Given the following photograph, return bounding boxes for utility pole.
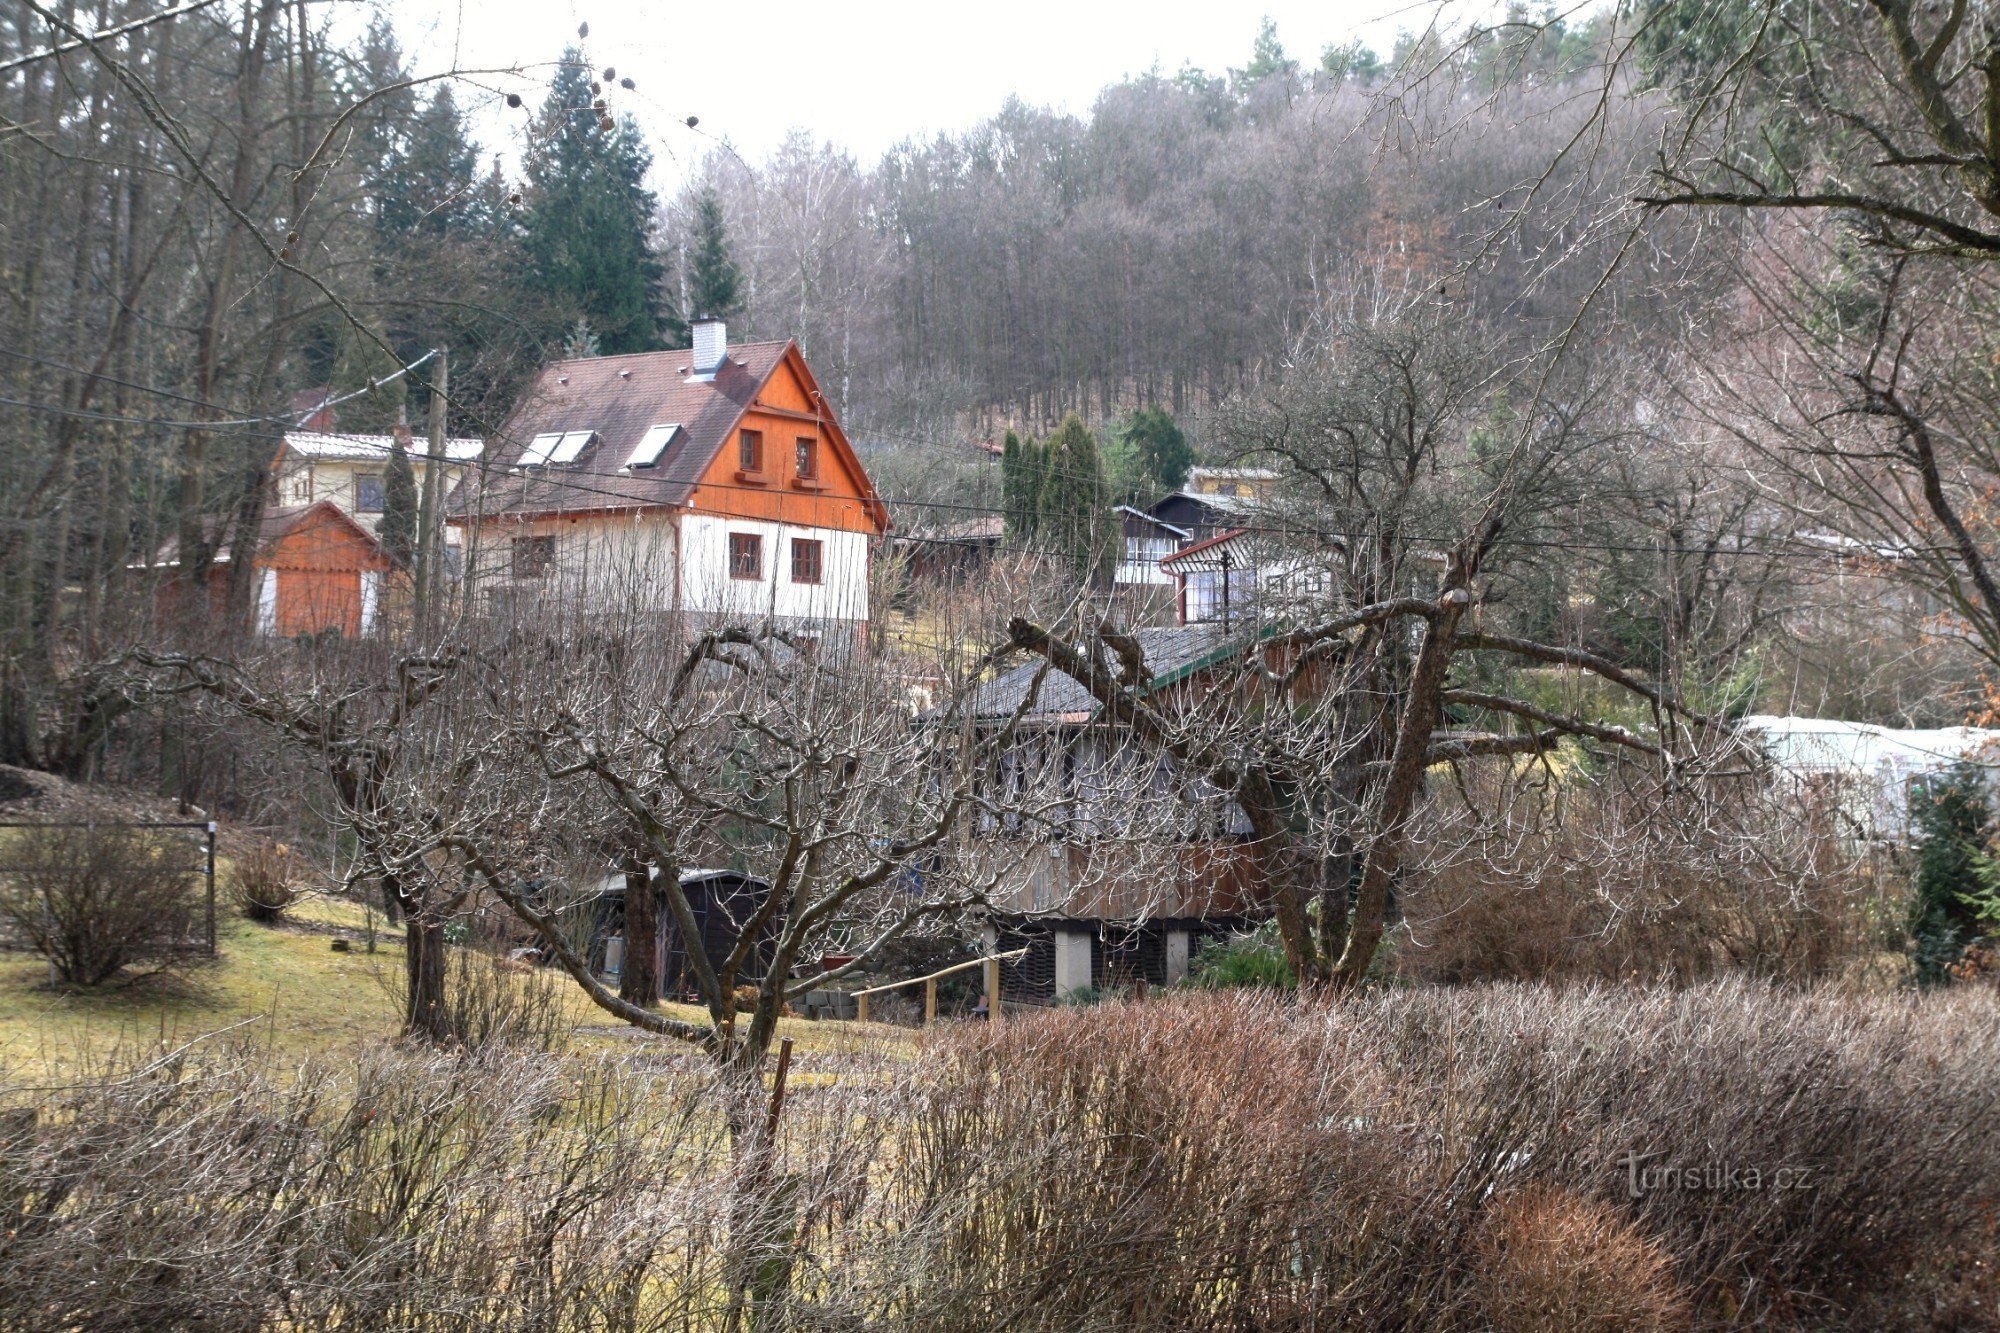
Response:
[415,347,447,629]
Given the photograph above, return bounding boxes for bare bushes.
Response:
[2,987,1994,1330]
[226,835,307,923]
[435,948,575,1054]
[0,818,198,984]
[1396,765,1888,985]
[0,1044,731,1331]
[882,985,2000,1330]
[1473,1185,1689,1333]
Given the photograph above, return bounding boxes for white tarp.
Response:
[1737,714,2000,841]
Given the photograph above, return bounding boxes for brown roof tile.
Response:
[447,341,792,520]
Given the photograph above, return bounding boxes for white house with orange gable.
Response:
[448,320,890,645]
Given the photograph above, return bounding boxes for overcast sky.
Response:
[377,0,1490,190]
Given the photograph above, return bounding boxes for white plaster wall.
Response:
[679,513,870,626]
[463,512,679,613]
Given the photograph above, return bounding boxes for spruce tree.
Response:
[1115,406,1193,500]
[379,437,419,569]
[666,186,744,346]
[1909,760,1991,984]
[1037,414,1117,585]
[519,49,666,354]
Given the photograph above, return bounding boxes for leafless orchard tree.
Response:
[1010,303,1745,988]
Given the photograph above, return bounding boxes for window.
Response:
[795,436,818,480]
[738,429,764,472]
[520,429,595,468]
[354,471,385,512]
[624,422,681,470]
[790,537,823,584]
[729,532,762,580]
[511,535,556,579]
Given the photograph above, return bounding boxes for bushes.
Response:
[1395,770,1887,986]
[226,836,306,923]
[0,818,198,984]
[1,986,1995,1330]
[1188,918,1295,989]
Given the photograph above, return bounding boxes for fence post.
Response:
[856,991,869,1024]
[985,956,1003,1025]
[205,822,218,955]
[924,976,937,1026]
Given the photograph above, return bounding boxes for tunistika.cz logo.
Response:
[1617,1150,1816,1199]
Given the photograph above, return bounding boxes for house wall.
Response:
[679,512,870,626]
[275,456,470,538]
[463,511,680,614]
[258,506,393,638]
[681,354,882,538]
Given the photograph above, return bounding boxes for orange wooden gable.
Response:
[262,503,395,574]
[683,344,888,536]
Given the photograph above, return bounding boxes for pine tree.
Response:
[1037,414,1117,585]
[380,437,419,569]
[666,186,744,346]
[1002,429,1034,537]
[519,49,666,355]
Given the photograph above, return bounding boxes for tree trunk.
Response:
[403,907,450,1042]
[1331,590,1467,988]
[618,850,660,1007]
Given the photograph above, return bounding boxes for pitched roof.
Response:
[138,501,388,569]
[281,431,484,463]
[1159,527,1250,571]
[446,341,813,521]
[964,625,1255,722]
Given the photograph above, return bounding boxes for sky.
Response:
[378,0,1498,190]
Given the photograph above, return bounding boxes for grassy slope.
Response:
[0,894,903,1081]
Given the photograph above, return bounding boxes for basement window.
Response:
[790,537,823,585]
[729,532,763,580]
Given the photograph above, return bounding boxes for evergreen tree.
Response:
[519,49,665,355]
[380,86,480,238]
[1115,406,1193,500]
[1909,761,1991,985]
[379,437,419,569]
[1001,429,1034,538]
[1037,414,1117,585]
[666,186,744,346]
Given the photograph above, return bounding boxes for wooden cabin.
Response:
[142,501,396,638]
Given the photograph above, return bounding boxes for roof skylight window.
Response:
[520,429,596,468]
[623,423,682,471]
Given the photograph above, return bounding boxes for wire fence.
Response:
[0,819,220,958]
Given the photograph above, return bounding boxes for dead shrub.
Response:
[1397,765,1888,985]
[1,986,1995,1331]
[0,817,199,984]
[435,946,575,1053]
[1475,1184,1690,1333]
[226,835,306,923]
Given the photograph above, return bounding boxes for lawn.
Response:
[0,893,908,1082]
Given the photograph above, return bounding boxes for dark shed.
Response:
[597,868,779,1001]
